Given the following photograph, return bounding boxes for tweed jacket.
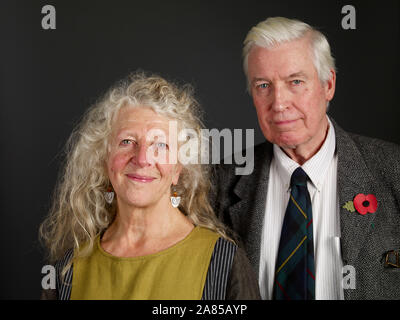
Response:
[211,119,400,300]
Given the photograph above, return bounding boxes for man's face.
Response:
[247,38,335,152]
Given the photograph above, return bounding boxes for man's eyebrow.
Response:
[251,77,270,84]
[287,72,308,79]
[251,72,308,84]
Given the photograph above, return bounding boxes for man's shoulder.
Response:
[348,131,399,149]
[210,141,272,220]
[337,126,400,183]
[333,118,400,163]
[215,141,272,179]
[346,131,400,162]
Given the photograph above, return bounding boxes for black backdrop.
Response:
[0,0,398,299]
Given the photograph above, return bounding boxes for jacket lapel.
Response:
[227,142,273,272]
[334,121,382,298]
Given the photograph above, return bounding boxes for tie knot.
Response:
[290,167,308,187]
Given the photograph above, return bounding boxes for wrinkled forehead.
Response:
[248,39,317,78]
[109,110,186,149]
[113,106,173,133]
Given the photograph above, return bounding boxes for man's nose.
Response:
[271,85,288,112]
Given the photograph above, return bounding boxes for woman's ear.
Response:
[171,164,183,185]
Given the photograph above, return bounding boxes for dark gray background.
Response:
[0,0,398,299]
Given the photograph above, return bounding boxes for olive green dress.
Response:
[70,226,220,300]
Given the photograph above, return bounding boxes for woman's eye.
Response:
[155,142,167,149]
[121,139,133,145]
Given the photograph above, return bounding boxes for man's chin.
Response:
[278,143,297,149]
[264,129,303,148]
[273,136,302,149]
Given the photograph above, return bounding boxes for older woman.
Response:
[39,72,260,300]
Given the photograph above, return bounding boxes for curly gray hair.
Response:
[39,71,232,271]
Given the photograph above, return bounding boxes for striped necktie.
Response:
[273,167,315,300]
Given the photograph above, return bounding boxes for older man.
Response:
[212,17,400,300]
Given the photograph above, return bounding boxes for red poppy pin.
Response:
[343,193,378,215]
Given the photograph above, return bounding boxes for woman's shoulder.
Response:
[192,227,238,263]
[194,226,223,240]
[41,248,74,300]
[201,235,238,299]
[54,248,74,269]
[211,236,237,258]
[203,237,261,300]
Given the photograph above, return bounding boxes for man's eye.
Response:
[292,79,302,85]
[257,83,269,89]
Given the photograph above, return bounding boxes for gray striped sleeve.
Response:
[54,248,73,300]
[201,237,237,300]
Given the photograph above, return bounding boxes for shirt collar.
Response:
[273,116,336,192]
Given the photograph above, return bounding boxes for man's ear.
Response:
[324,69,336,101]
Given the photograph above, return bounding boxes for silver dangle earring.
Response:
[170,186,181,208]
[104,186,114,204]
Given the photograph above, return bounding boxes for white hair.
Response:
[243,17,336,91]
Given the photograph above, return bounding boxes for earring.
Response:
[104,186,114,204]
[170,187,181,208]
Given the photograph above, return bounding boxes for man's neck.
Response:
[281,120,330,165]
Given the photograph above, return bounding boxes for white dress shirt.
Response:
[259,117,344,300]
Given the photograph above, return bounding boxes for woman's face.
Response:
[107,107,182,209]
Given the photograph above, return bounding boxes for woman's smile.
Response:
[126,173,156,183]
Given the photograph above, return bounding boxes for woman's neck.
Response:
[101,195,194,257]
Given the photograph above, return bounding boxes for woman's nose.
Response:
[134,144,152,167]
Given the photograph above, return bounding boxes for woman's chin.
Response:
[116,195,158,209]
